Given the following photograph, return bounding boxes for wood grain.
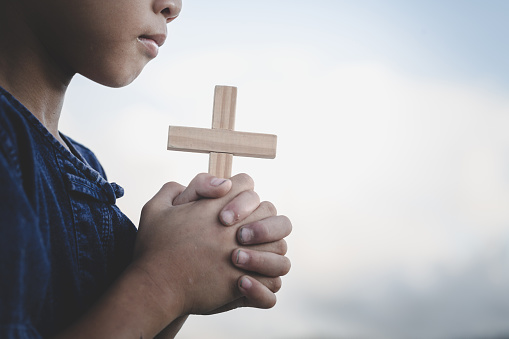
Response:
[168,126,277,159]
[167,85,277,179]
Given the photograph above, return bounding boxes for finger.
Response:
[205,298,246,315]
[248,274,282,293]
[205,276,281,314]
[238,276,277,309]
[216,173,258,226]
[147,182,186,209]
[232,249,291,277]
[238,215,292,246]
[172,173,232,206]
[238,201,278,226]
[219,190,260,226]
[225,173,255,198]
[243,239,288,256]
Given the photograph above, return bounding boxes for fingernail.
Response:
[221,210,236,225]
[239,227,254,244]
[236,250,249,265]
[211,178,228,186]
[239,276,252,290]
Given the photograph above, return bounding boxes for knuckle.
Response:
[276,239,288,255]
[260,201,277,216]
[162,181,181,191]
[140,199,162,224]
[195,172,210,183]
[271,277,282,293]
[243,189,260,204]
[281,257,291,276]
[250,220,270,241]
[281,215,292,231]
[253,251,265,268]
[250,189,260,200]
[234,173,255,189]
[265,294,277,309]
[141,200,154,215]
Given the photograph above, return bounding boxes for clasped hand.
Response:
[135,173,292,319]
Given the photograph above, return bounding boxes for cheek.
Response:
[33,2,151,87]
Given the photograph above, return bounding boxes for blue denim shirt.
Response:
[0,86,137,338]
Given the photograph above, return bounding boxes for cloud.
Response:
[305,243,509,339]
[61,43,509,338]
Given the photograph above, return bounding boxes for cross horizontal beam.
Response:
[167,126,277,159]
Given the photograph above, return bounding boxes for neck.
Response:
[0,1,74,144]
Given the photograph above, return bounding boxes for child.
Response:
[0,0,292,338]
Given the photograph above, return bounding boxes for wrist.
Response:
[56,260,184,339]
[127,258,186,324]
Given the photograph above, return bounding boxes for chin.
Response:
[100,74,140,88]
[81,61,146,88]
[90,71,142,88]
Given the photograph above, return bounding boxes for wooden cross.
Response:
[167,85,277,178]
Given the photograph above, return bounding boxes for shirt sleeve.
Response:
[0,142,47,338]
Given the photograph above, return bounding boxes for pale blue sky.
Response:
[168,0,509,86]
[61,1,509,338]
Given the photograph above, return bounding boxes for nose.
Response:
[154,0,182,23]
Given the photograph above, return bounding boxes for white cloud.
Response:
[61,43,509,338]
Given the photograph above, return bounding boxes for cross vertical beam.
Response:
[209,86,237,178]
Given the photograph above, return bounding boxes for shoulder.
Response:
[0,87,38,221]
[0,86,31,131]
[0,87,33,174]
[0,86,25,137]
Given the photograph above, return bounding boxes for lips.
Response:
[140,34,166,47]
[138,33,167,58]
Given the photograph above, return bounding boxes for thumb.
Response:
[173,173,232,206]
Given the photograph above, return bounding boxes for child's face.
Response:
[25,0,182,87]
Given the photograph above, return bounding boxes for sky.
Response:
[60,1,509,338]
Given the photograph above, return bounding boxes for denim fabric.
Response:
[0,86,137,338]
